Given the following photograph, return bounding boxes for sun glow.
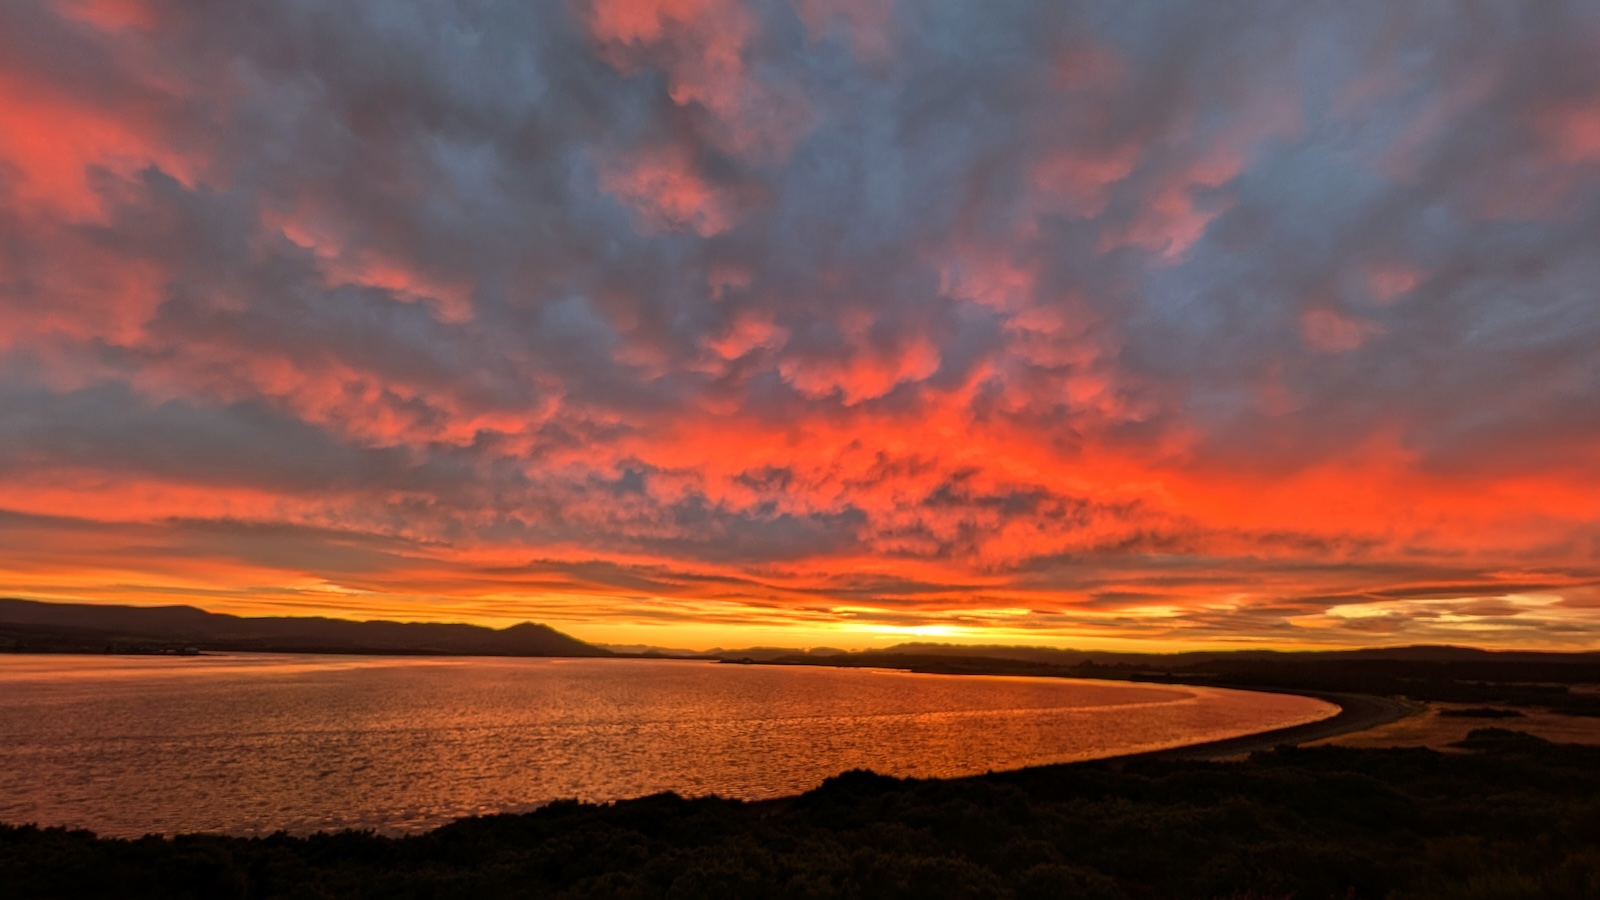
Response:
[2,2,1600,652]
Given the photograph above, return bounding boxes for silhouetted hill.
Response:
[744,641,1600,715]
[598,644,708,658]
[869,641,1600,666]
[0,598,610,658]
[706,645,849,661]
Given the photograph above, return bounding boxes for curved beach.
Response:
[1125,689,1420,761]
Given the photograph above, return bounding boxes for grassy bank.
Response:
[4,729,1599,899]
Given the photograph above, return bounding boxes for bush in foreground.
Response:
[4,732,1600,899]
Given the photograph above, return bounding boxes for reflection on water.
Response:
[0,654,1334,836]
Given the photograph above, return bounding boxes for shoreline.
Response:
[0,690,1424,842]
[871,670,1424,762]
[1114,687,1421,761]
[731,657,1424,763]
[0,659,1421,841]
[7,737,1597,899]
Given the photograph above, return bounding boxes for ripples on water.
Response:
[0,654,1335,836]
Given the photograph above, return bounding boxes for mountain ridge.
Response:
[0,598,610,658]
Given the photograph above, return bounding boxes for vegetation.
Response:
[1438,707,1526,719]
[762,651,1600,717]
[1141,658,1600,717]
[6,732,1600,899]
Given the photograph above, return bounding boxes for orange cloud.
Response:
[4,1,1600,654]
[778,334,941,404]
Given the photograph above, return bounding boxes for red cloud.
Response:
[600,144,739,236]
[584,0,808,159]
[0,72,188,220]
[1300,307,1383,353]
[3,2,1600,653]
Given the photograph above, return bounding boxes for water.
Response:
[0,654,1335,837]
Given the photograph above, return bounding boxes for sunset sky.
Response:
[3,1,1600,651]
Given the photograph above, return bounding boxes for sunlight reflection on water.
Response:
[0,655,1334,836]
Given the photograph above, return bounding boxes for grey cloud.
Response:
[2,0,1599,639]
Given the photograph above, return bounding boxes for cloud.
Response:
[2,0,1600,649]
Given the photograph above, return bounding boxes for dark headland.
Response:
[0,597,610,658]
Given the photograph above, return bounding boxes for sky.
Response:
[2,0,1600,652]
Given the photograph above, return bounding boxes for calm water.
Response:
[0,654,1335,837]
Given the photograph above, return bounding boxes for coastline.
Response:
[0,662,1420,837]
[879,669,1421,762]
[0,686,1418,842]
[1,652,1587,896]
[732,657,1424,763]
[1116,688,1421,761]
[7,724,1597,898]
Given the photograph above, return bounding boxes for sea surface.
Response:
[0,654,1335,837]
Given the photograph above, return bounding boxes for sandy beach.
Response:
[1124,689,1421,761]
[1130,689,1600,761]
[1311,701,1600,751]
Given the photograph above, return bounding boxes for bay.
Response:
[0,654,1335,837]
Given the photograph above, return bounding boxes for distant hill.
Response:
[704,646,849,661]
[598,644,711,658]
[0,598,611,658]
[691,641,1600,666]
[858,641,1600,667]
[738,640,1600,715]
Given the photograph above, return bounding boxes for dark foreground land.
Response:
[5,729,1600,899]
